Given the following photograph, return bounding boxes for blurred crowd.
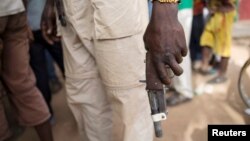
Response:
[0,0,238,141]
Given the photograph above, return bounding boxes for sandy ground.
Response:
[9,22,250,141]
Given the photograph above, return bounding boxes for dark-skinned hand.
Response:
[41,0,60,45]
[144,2,187,85]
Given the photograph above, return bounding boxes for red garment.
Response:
[193,0,205,15]
[0,12,50,141]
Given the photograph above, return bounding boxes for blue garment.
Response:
[27,0,46,30]
[45,51,58,80]
[148,1,153,17]
[29,31,64,114]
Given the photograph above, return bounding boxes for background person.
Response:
[0,0,53,140]
[199,0,236,84]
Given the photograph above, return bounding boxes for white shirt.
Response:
[0,0,25,17]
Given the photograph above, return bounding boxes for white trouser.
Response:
[174,9,194,98]
[61,0,154,141]
[61,20,153,141]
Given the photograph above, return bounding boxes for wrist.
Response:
[151,0,181,3]
[151,2,179,22]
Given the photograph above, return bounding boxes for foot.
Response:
[207,75,227,84]
[166,91,191,107]
[199,67,217,75]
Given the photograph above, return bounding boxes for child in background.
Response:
[200,0,236,84]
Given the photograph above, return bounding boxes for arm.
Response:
[143,2,187,85]
[41,0,59,45]
[144,2,184,137]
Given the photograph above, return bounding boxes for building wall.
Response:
[239,0,250,20]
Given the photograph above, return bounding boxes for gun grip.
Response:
[146,52,163,90]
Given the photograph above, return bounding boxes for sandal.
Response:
[199,68,217,75]
[207,75,227,84]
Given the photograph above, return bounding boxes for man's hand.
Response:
[143,3,187,85]
[41,0,59,45]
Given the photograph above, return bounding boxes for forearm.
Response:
[150,2,179,34]
[151,2,178,19]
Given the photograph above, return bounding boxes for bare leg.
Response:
[217,57,229,76]
[201,46,212,71]
[35,120,53,141]
[208,57,229,84]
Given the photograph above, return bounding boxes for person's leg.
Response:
[29,30,53,114]
[200,13,217,74]
[94,32,154,141]
[61,23,112,141]
[43,34,64,93]
[211,12,235,78]
[190,15,198,62]
[44,40,65,75]
[34,121,53,141]
[218,57,229,76]
[207,11,235,84]
[1,12,53,141]
[207,57,229,84]
[0,15,13,141]
[44,50,63,94]
[201,46,213,71]
[93,0,153,140]
[190,14,205,69]
[45,51,57,80]
[173,8,193,99]
[0,98,12,141]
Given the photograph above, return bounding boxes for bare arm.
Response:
[41,0,59,45]
[144,2,187,85]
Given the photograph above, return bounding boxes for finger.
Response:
[168,57,183,76]
[41,22,54,45]
[155,62,172,85]
[181,45,188,57]
[165,65,174,79]
[180,42,188,57]
[175,51,183,64]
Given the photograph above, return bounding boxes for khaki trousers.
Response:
[61,0,153,140]
[61,23,154,141]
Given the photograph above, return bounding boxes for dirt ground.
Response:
[11,22,250,141]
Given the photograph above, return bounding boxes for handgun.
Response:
[145,52,172,138]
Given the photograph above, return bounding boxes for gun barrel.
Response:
[146,52,170,138]
[154,121,163,137]
[148,90,167,138]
